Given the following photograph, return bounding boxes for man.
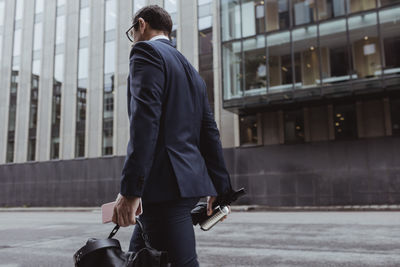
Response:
[112,5,233,267]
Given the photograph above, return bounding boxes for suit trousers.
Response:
[129,197,201,267]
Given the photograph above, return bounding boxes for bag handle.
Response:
[107,217,153,249]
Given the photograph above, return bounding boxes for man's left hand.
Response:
[112,194,142,227]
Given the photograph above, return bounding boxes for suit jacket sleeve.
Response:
[120,42,164,198]
[199,85,233,196]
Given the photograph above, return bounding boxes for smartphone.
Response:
[101,199,143,224]
[101,201,116,224]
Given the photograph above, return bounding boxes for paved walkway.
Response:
[0,210,399,266]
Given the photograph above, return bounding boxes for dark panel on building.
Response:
[0,137,400,207]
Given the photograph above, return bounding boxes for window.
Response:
[292,25,320,88]
[243,36,266,93]
[103,0,116,156]
[380,6,400,76]
[198,0,214,112]
[267,31,293,92]
[292,0,317,26]
[379,0,400,7]
[266,0,290,32]
[319,18,352,84]
[164,0,177,45]
[239,115,258,146]
[50,0,66,159]
[284,109,305,143]
[75,0,90,158]
[348,12,382,79]
[222,41,242,99]
[333,104,357,140]
[348,0,376,13]
[221,0,241,41]
[134,0,145,14]
[6,0,24,163]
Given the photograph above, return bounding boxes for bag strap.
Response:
[74,238,121,264]
[107,217,153,249]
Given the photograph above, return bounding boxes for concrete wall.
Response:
[0,137,399,207]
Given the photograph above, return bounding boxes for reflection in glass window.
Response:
[222,41,242,99]
[292,0,317,25]
[333,104,357,140]
[348,0,375,13]
[239,115,258,146]
[33,22,43,51]
[13,29,22,57]
[103,0,116,156]
[198,0,214,112]
[51,0,66,159]
[292,25,320,88]
[78,48,88,79]
[221,0,241,41]
[319,18,352,84]
[348,12,382,79]
[241,0,258,37]
[380,7,400,75]
[79,7,90,39]
[243,36,266,93]
[105,0,116,32]
[284,109,305,143]
[267,31,293,92]
[35,0,44,14]
[55,15,65,44]
[0,0,3,63]
[28,0,43,161]
[266,0,290,32]
[6,0,24,163]
[164,0,177,45]
[134,0,145,14]
[15,0,24,21]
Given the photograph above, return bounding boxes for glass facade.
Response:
[164,0,177,45]
[133,0,145,14]
[221,0,400,102]
[27,0,44,161]
[50,0,66,159]
[284,109,305,143]
[103,0,116,156]
[6,0,24,163]
[0,0,5,63]
[76,0,90,158]
[198,0,214,112]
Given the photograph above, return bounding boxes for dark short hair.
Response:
[133,5,173,36]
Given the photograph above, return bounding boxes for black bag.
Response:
[73,219,170,267]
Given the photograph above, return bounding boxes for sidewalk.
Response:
[1,204,399,212]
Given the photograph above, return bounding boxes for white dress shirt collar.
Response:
[149,35,170,41]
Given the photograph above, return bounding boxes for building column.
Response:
[177,0,198,69]
[14,0,35,163]
[86,0,105,158]
[0,0,16,164]
[212,0,238,148]
[61,0,80,160]
[36,0,57,161]
[114,0,132,156]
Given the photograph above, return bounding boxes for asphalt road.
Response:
[0,210,399,266]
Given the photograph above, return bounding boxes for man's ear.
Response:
[138,18,146,35]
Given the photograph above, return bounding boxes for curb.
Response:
[0,205,399,212]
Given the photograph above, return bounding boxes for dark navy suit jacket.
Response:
[120,38,232,203]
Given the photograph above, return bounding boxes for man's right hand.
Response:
[206,196,231,222]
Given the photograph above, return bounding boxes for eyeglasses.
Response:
[126,20,140,42]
